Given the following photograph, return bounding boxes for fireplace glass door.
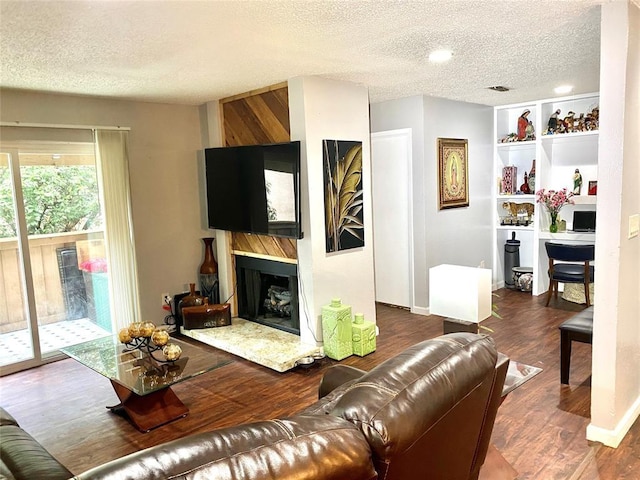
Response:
[235,256,299,335]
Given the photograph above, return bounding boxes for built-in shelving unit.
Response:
[492,93,599,295]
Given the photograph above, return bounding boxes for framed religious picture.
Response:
[437,138,469,209]
[588,180,597,195]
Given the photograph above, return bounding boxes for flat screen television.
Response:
[204,141,303,239]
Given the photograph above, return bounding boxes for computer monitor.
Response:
[572,211,596,232]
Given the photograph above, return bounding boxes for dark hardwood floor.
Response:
[1,288,638,479]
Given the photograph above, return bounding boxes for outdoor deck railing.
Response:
[0,230,105,333]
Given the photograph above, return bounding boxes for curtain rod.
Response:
[0,121,131,131]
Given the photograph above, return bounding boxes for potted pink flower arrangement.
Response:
[536,188,574,232]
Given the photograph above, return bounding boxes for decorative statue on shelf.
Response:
[563,111,576,133]
[502,202,535,222]
[547,109,561,133]
[525,120,535,141]
[573,168,583,195]
[517,109,531,140]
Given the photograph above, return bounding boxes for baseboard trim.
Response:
[412,306,429,316]
[586,395,640,447]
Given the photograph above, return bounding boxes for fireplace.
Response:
[235,256,299,335]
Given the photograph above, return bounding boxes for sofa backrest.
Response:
[73,415,378,480]
[304,333,508,480]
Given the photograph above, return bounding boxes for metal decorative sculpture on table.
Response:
[118,322,182,363]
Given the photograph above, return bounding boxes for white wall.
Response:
[370,96,493,313]
[289,76,376,346]
[588,0,640,448]
[0,89,206,321]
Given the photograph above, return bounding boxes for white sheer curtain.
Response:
[94,130,140,329]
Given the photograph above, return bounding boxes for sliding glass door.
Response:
[0,143,112,373]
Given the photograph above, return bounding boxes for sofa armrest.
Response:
[73,415,377,480]
[318,365,367,399]
[0,408,73,480]
[469,352,510,480]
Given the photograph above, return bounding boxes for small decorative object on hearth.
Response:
[321,298,353,360]
[536,188,574,233]
[119,322,181,363]
[199,238,220,305]
[351,313,376,357]
[181,300,231,329]
[178,283,205,324]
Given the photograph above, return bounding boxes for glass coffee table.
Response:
[61,335,232,432]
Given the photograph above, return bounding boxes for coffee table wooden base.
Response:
[108,380,189,433]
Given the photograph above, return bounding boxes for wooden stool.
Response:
[559,307,594,384]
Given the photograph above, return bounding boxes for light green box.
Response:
[321,298,353,360]
[352,313,376,357]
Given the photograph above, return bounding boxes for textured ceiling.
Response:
[0,0,607,107]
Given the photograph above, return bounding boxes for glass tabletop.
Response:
[502,360,543,397]
[61,335,232,396]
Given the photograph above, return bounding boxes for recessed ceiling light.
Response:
[428,49,453,63]
[554,85,573,94]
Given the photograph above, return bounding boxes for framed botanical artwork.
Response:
[323,139,364,253]
[437,138,469,209]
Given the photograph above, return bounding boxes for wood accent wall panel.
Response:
[232,233,297,260]
[222,85,290,147]
[220,84,297,259]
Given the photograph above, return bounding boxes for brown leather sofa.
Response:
[0,407,73,480]
[0,333,508,480]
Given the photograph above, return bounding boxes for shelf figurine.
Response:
[525,120,535,141]
[547,109,561,133]
[517,109,531,140]
[563,111,576,133]
[573,168,583,195]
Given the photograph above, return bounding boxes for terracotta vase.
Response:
[199,238,220,304]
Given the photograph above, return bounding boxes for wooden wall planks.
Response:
[220,83,296,260]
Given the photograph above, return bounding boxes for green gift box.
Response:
[352,313,376,357]
[321,298,353,360]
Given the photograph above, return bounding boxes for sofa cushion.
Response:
[73,415,377,480]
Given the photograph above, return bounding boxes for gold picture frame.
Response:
[437,138,469,209]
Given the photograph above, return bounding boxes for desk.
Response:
[61,335,232,432]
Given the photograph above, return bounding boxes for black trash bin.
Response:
[56,246,88,320]
[504,232,521,289]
